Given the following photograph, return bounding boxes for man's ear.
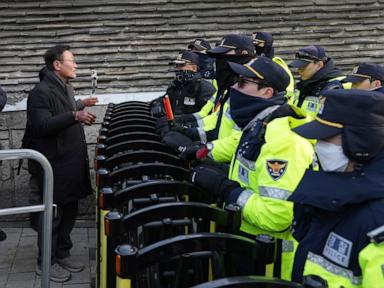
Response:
[53,60,61,71]
[241,50,249,56]
[317,61,325,69]
[372,80,382,88]
[264,87,275,99]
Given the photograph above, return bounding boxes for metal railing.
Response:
[0,149,54,288]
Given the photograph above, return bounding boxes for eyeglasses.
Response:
[59,59,76,64]
[238,76,268,89]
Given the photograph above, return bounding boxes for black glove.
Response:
[174,114,197,126]
[162,131,193,151]
[156,116,171,137]
[180,142,201,161]
[150,98,165,118]
[191,164,240,200]
[171,125,200,141]
[180,143,211,162]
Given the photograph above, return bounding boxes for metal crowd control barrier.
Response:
[0,149,54,288]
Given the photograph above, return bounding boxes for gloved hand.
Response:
[171,126,199,140]
[162,131,193,151]
[150,98,165,118]
[190,164,240,200]
[171,125,188,134]
[174,114,197,126]
[74,110,96,125]
[180,143,210,162]
[156,116,171,137]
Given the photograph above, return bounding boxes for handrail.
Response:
[0,149,53,288]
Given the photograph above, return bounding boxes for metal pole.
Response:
[0,149,53,288]
[0,205,45,216]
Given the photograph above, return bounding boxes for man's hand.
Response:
[81,97,98,107]
[75,111,96,125]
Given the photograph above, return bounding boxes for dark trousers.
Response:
[30,172,79,265]
[37,201,78,265]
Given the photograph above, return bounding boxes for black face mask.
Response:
[215,55,253,93]
[230,87,285,129]
[197,53,215,79]
[175,70,197,83]
[256,45,274,58]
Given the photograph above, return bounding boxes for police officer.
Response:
[172,39,217,127]
[178,32,296,164]
[290,89,384,287]
[343,62,384,92]
[151,50,216,117]
[172,33,285,134]
[187,38,215,80]
[252,32,295,105]
[162,34,255,156]
[289,45,346,117]
[252,31,274,58]
[191,57,315,279]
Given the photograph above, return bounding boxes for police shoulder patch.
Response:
[323,232,352,268]
[266,159,288,180]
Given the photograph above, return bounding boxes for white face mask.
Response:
[315,140,349,172]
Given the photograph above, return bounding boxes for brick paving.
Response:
[0,228,96,288]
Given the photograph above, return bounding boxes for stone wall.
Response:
[2,0,384,104]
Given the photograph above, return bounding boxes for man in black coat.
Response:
[23,45,97,282]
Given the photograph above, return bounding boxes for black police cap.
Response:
[252,32,273,47]
[188,38,211,51]
[344,63,384,83]
[289,45,328,69]
[228,56,290,92]
[169,50,199,66]
[294,89,384,163]
[207,34,255,57]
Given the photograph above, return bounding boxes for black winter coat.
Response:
[23,68,92,204]
[166,78,216,115]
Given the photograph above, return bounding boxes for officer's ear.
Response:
[315,61,324,69]
[191,64,198,72]
[371,79,382,89]
[240,50,249,56]
[262,86,275,99]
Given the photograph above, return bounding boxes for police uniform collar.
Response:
[289,152,384,212]
[242,105,280,131]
